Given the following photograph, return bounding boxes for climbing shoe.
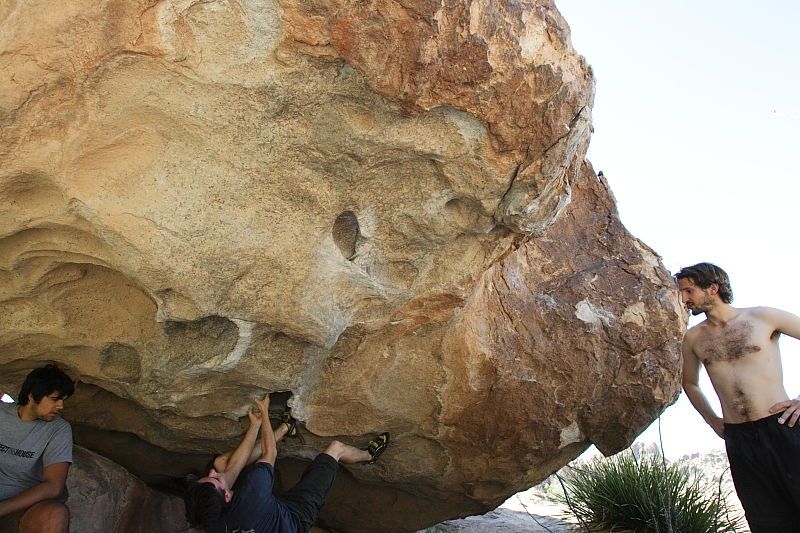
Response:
[281,410,299,438]
[366,432,390,464]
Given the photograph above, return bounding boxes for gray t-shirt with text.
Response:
[0,401,72,500]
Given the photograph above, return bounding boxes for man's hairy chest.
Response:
[693,320,765,366]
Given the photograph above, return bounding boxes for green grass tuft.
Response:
[557,450,744,533]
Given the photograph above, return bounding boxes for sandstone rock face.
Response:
[67,446,191,533]
[0,1,684,531]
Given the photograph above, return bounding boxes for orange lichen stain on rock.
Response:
[387,293,464,336]
[281,6,333,48]
[276,0,591,157]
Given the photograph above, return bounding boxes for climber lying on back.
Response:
[184,393,389,533]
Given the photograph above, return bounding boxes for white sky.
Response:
[555,1,800,458]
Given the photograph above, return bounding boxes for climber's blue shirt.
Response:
[212,462,300,533]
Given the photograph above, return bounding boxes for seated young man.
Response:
[0,364,75,533]
[184,394,389,533]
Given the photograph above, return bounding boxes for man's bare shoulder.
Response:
[682,322,709,353]
[744,306,783,318]
[685,320,710,337]
[743,306,800,336]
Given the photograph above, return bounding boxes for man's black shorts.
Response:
[725,414,800,532]
[279,453,339,533]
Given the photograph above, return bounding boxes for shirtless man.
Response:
[678,262,800,532]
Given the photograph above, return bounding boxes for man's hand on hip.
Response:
[769,397,800,427]
[706,415,725,438]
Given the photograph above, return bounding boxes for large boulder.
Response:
[0,0,684,530]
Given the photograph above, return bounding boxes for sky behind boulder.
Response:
[557,0,800,458]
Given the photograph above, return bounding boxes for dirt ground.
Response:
[424,487,577,532]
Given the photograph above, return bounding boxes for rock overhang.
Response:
[0,1,684,530]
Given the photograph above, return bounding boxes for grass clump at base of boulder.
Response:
[557,450,744,533]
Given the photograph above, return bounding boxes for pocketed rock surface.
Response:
[0,1,684,530]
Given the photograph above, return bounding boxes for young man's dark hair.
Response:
[17,363,75,406]
[184,481,224,528]
[675,262,733,304]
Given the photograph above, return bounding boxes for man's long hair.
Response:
[184,481,225,528]
[17,364,75,405]
[675,262,734,303]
